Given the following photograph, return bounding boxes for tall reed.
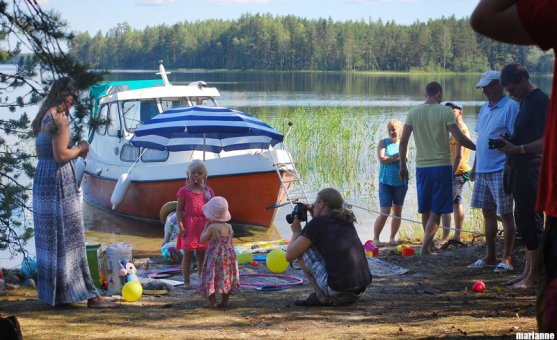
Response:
[259,106,483,242]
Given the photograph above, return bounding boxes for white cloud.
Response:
[137,0,176,6]
[203,0,271,4]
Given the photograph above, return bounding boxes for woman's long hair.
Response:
[31,77,78,136]
[317,188,357,224]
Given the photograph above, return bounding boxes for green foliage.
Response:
[68,14,553,73]
[0,0,104,256]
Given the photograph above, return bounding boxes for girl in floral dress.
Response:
[176,160,214,289]
[198,196,240,307]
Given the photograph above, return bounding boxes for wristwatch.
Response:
[519,145,526,154]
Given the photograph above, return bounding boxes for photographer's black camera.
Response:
[488,132,511,149]
[286,203,308,224]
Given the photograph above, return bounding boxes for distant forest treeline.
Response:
[68,14,554,73]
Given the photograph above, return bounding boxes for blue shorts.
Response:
[379,182,408,208]
[416,166,453,214]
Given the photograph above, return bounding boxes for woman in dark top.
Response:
[285,188,372,306]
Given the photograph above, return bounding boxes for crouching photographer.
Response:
[285,188,372,306]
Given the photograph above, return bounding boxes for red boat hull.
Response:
[82,171,292,227]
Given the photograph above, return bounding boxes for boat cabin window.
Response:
[122,99,159,132]
[141,148,169,162]
[120,144,140,162]
[191,97,217,106]
[95,104,108,135]
[107,103,121,137]
[160,98,190,111]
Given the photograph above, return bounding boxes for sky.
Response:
[40,0,480,34]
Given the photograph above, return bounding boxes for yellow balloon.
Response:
[266,249,288,273]
[122,280,143,302]
[237,252,254,264]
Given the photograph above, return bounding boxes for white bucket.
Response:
[103,243,133,295]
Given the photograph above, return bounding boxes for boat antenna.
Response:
[157,60,171,86]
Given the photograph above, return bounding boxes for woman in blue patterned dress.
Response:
[372,119,408,246]
[31,77,117,308]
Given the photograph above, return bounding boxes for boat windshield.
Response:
[160,98,190,111]
[122,99,159,132]
[160,97,217,111]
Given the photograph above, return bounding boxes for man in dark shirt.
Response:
[285,188,372,306]
[499,63,548,289]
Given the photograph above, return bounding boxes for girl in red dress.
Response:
[176,159,214,289]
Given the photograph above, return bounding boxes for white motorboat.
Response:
[81,63,298,227]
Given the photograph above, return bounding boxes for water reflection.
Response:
[82,201,285,258]
[107,70,553,110]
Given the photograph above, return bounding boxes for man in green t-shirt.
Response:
[399,82,476,256]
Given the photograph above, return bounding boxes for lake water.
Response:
[2,70,553,268]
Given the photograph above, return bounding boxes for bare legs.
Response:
[182,251,193,289]
[196,249,206,276]
[207,293,230,308]
[182,249,206,289]
[373,207,390,244]
[482,209,498,264]
[508,249,537,289]
[421,211,441,255]
[500,212,515,265]
[480,209,515,265]
[297,256,329,304]
[441,203,464,242]
[390,205,403,244]
[373,205,403,245]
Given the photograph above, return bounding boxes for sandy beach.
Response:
[0,239,538,339]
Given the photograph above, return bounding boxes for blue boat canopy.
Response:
[89,79,165,115]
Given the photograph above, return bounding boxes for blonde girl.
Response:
[176,159,214,289]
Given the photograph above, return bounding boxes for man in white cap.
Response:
[467,70,519,273]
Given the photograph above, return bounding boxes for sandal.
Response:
[467,259,490,269]
[294,293,332,307]
[439,239,467,251]
[493,262,514,273]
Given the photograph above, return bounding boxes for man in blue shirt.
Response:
[467,70,519,273]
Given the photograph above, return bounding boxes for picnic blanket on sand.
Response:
[367,258,408,277]
[136,256,407,291]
